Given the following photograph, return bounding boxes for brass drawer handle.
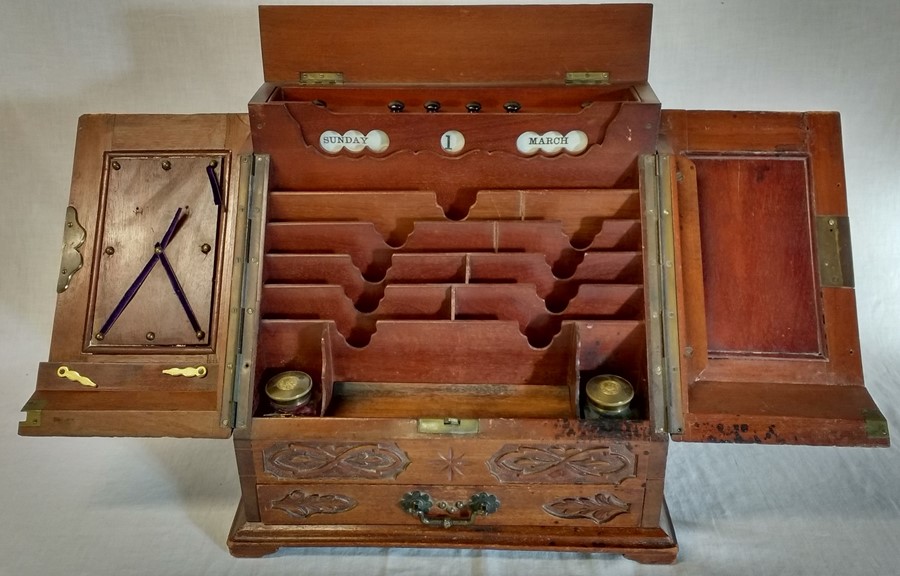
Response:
[400,490,499,528]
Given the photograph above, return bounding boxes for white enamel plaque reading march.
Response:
[516,130,588,156]
[319,130,390,154]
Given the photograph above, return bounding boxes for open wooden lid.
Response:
[258,5,652,86]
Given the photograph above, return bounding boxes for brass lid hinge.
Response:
[816,215,855,288]
[299,72,344,85]
[565,71,611,85]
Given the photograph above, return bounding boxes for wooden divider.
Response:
[255,182,649,419]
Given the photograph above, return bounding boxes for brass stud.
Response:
[161,160,172,171]
[196,330,205,340]
[145,332,156,341]
[95,332,104,341]
[209,159,218,168]
[111,160,121,170]
[105,246,115,256]
[200,243,211,254]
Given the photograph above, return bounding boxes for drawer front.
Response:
[257,483,645,528]
[252,437,650,487]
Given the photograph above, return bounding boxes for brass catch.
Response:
[565,71,611,85]
[299,72,344,85]
[57,206,86,293]
[56,366,97,388]
[162,366,207,378]
[417,418,479,435]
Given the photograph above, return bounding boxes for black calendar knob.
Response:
[388,100,405,113]
[466,101,482,113]
[504,101,522,113]
[424,101,442,113]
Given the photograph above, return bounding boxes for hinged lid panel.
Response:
[661,110,888,447]
[259,5,652,85]
[19,114,252,438]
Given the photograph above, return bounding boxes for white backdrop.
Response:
[2,1,899,575]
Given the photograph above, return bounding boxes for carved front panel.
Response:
[258,484,644,528]
[269,490,358,519]
[487,443,636,484]
[542,493,630,525]
[263,441,411,480]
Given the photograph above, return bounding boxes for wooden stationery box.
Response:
[18,5,888,564]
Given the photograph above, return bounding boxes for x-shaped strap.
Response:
[96,207,204,341]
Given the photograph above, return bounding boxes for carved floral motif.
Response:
[263,441,411,480]
[270,490,357,519]
[487,443,635,484]
[542,493,630,525]
[433,447,468,481]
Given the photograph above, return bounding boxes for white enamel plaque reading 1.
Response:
[516,130,589,156]
[440,130,466,154]
[320,130,390,154]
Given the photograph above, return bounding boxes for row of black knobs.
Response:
[389,100,521,113]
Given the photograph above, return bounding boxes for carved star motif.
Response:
[434,448,467,481]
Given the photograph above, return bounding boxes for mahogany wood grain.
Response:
[274,99,622,156]
[267,191,446,244]
[89,154,223,348]
[22,114,250,438]
[258,5,653,85]
[257,483,645,527]
[662,110,883,446]
[241,416,652,444]
[228,502,677,562]
[36,361,217,392]
[250,100,659,208]
[18,409,228,438]
[267,188,640,240]
[264,219,642,283]
[691,155,821,356]
[275,86,641,111]
[469,251,644,297]
[247,417,652,482]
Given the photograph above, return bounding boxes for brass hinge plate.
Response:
[57,206,86,293]
[565,71,611,85]
[639,154,685,436]
[19,399,45,428]
[816,215,854,288]
[219,154,253,430]
[863,409,889,440]
[300,72,344,85]
[230,154,270,430]
[418,418,480,435]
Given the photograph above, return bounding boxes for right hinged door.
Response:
[661,110,888,446]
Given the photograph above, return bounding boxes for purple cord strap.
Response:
[206,164,222,206]
[97,207,202,340]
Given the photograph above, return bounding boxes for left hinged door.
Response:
[20,114,252,438]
